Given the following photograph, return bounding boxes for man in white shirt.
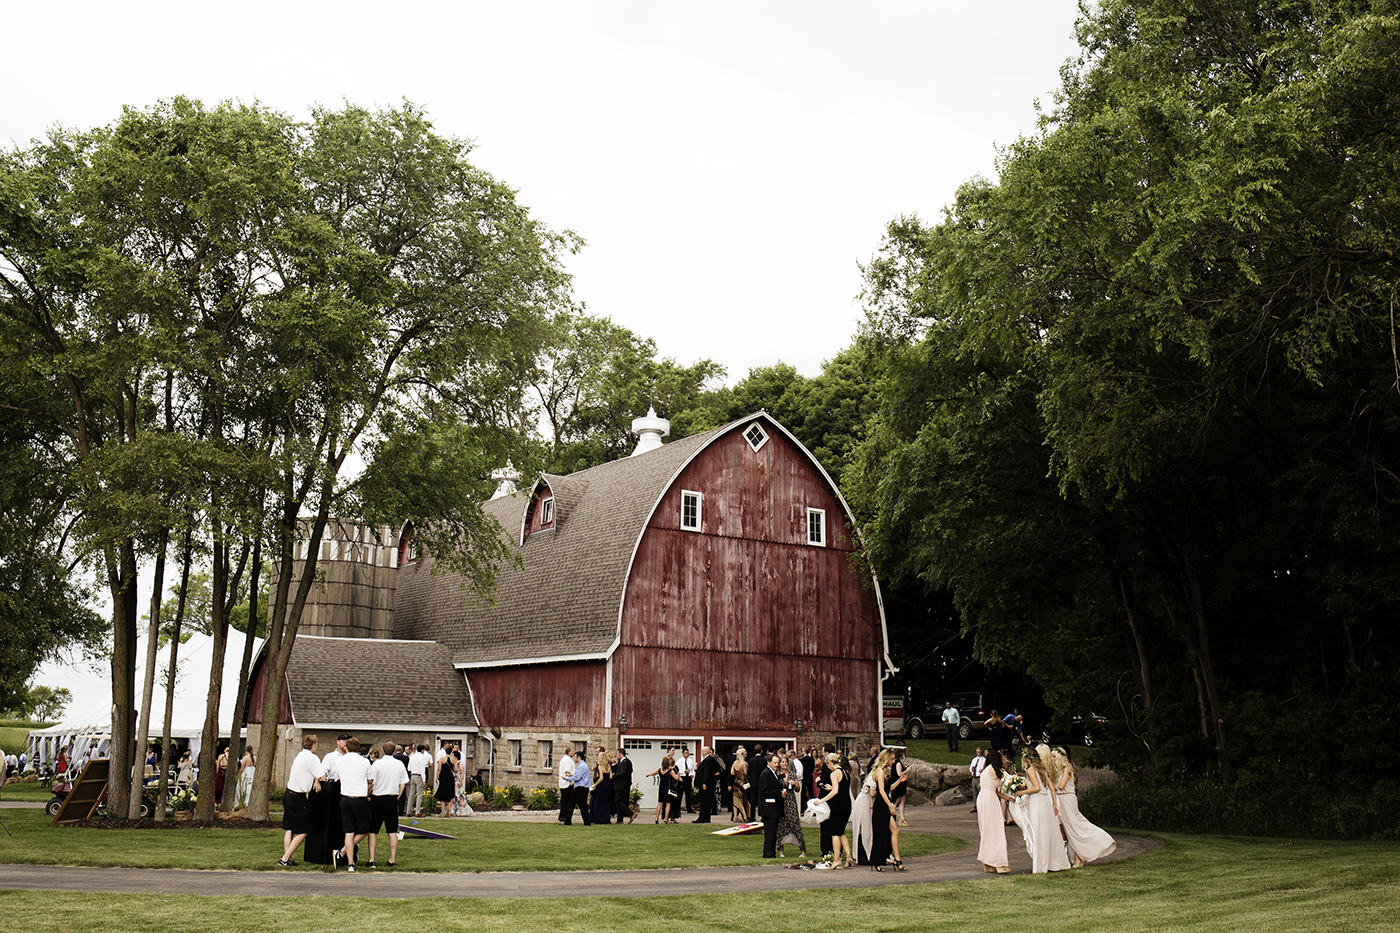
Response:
[969,747,986,813]
[406,744,432,817]
[678,747,696,813]
[942,701,961,752]
[336,737,374,872]
[279,734,326,866]
[367,741,410,867]
[557,747,575,823]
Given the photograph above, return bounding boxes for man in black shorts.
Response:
[367,741,409,867]
[279,734,326,866]
[336,737,374,872]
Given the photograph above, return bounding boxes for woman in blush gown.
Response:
[1051,747,1115,867]
[852,759,876,864]
[1020,745,1070,873]
[976,749,1012,873]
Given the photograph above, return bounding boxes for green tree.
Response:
[1,98,575,819]
[852,0,1400,782]
[531,311,723,473]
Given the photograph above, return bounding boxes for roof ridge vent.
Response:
[629,406,670,457]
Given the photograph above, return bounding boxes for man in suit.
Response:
[693,746,723,823]
[612,747,633,823]
[756,753,784,858]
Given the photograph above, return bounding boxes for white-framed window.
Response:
[537,740,553,771]
[540,497,554,525]
[509,739,523,767]
[743,422,769,452]
[807,507,826,546]
[681,490,702,531]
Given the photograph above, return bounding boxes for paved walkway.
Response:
[0,801,1157,899]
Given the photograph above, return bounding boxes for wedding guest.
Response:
[367,741,409,867]
[818,751,854,868]
[337,737,374,872]
[612,747,634,822]
[975,749,1012,873]
[406,744,432,817]
[278,733,325,867]
[731,748,752,822]
[1051,747,1115,867]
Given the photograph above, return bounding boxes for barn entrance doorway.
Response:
[623,735,702,811]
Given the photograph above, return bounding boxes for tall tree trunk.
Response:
[193,529,248,821]
[247,498,331,821]
[107,539,139,818]
[1113,568,1160,782]
[155,535,194,820]
[1181,547,1229,775]
[129,530,169,818]
[220,535,261,812]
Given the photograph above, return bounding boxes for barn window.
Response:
[681,490,702,531]
[537,740,553,770]
[807,508,826,546]
[540,497,554,525]
[743,422,769,452]
[509,739,523,767]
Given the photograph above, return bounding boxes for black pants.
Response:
[558,786,572,822]
[696,784,715,822]
[761,807,778,857]
[682,775,694,811]
[613,784,630,821]
[946,724,959,751]
[562,786,591,825]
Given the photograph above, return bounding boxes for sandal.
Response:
[891,859,907,871]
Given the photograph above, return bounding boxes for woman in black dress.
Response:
[890,747,909,825]
[436,745,456,817]
[819,752,854,868]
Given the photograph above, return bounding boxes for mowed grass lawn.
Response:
[0,807,957,871]
[1,831,1397,933]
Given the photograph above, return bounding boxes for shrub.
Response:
[1081,774,1400,840]
[526,787,559,810]
[488,785,525,807]
[421,791,442,815]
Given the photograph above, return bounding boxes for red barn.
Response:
[392,411,893,804]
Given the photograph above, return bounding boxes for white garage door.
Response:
[623,736,702,811]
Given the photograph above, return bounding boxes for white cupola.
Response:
[629,406,670,457]
[490,461,522,499]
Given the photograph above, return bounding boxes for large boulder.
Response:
[904,759,972,797]
[934,785,972,807]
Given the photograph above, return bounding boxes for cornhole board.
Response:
[53,759,110,825]
[711,821,764,836]
[400,822,457,840]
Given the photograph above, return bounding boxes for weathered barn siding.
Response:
[468,660,607,728]
[615,424,882,735]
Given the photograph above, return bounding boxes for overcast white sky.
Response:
[13,1,1085,712]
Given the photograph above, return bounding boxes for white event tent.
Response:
[26,629,262,771]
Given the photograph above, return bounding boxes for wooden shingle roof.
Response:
[283,635,479,729]
[393,420,732,666]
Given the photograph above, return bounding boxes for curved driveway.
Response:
[0,802,1157,899]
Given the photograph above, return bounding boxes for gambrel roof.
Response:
[392,412,892,672]
[394,421,725,664]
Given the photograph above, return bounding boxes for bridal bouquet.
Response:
[1000,773,1027,796]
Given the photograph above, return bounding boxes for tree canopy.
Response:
[849,0,1400,782]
